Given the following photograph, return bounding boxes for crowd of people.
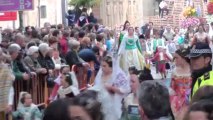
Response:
[0,9,213,120]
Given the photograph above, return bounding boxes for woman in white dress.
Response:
[90,56,130,120]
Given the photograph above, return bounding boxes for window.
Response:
[40,5,47,18]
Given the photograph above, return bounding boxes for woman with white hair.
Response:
[65,40,89,68]
[24,46,47,74]
[37,43,55,70]
[37,43,55,87]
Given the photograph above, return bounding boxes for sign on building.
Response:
[0,0,33,11]
[0,12,17,21]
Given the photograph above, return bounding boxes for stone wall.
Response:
[96,0,156,28]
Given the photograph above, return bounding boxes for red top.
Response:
[59,37,68,55]
[153,51,170,62]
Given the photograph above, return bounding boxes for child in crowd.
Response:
[58,72,80,98]
[13,92,42,120]
[49,65,79,101]
[51,49,65,70]
[153,46,171,79]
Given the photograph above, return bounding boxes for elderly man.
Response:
[138,81,174,120]
[13,34,27,56]
[163,25,175,41]
[8,44,30,81]
[0,47,15,120]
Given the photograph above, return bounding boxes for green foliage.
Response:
[69,0,101,8]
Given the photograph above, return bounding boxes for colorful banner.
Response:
[0,0,33,11]
[0,12,17,21]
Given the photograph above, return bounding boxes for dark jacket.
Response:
[65,49,84,68]
[37,51,55,70]
[78,48,99,65]
[78,16,88,27]
[24,55,42,72]
[12,60,24,80]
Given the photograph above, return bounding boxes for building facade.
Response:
[0,0,63,29]
[97,0,155,28]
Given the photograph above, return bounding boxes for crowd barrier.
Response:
[13,62,96,109]
[13,74,47,109]
[71,61,96,91]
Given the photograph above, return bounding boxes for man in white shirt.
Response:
[159,0,169,18]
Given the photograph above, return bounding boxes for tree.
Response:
[69,0,101,8]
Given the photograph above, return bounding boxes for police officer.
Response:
[187,43,212,97]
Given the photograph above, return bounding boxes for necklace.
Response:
[126,36,136,46]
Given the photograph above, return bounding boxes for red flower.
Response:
[207,2,213,14]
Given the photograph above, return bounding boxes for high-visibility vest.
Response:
[192,71,213,97]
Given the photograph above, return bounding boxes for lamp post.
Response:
[38,0,41,27]
[18,11,24,32]
[62,0,68,26]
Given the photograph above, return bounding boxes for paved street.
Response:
[150,64,172,88]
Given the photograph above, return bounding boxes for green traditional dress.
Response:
[118,34,145,73]
[119,31,128,46]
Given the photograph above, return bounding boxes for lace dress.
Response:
[91,68,130,120]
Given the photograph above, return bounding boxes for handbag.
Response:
[166,63,170,69]
[46,75,55,88]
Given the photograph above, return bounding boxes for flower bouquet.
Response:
[180,6,200,28]
[180,17,200,28]
[207,0,213,15]
[182,6,197,17]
